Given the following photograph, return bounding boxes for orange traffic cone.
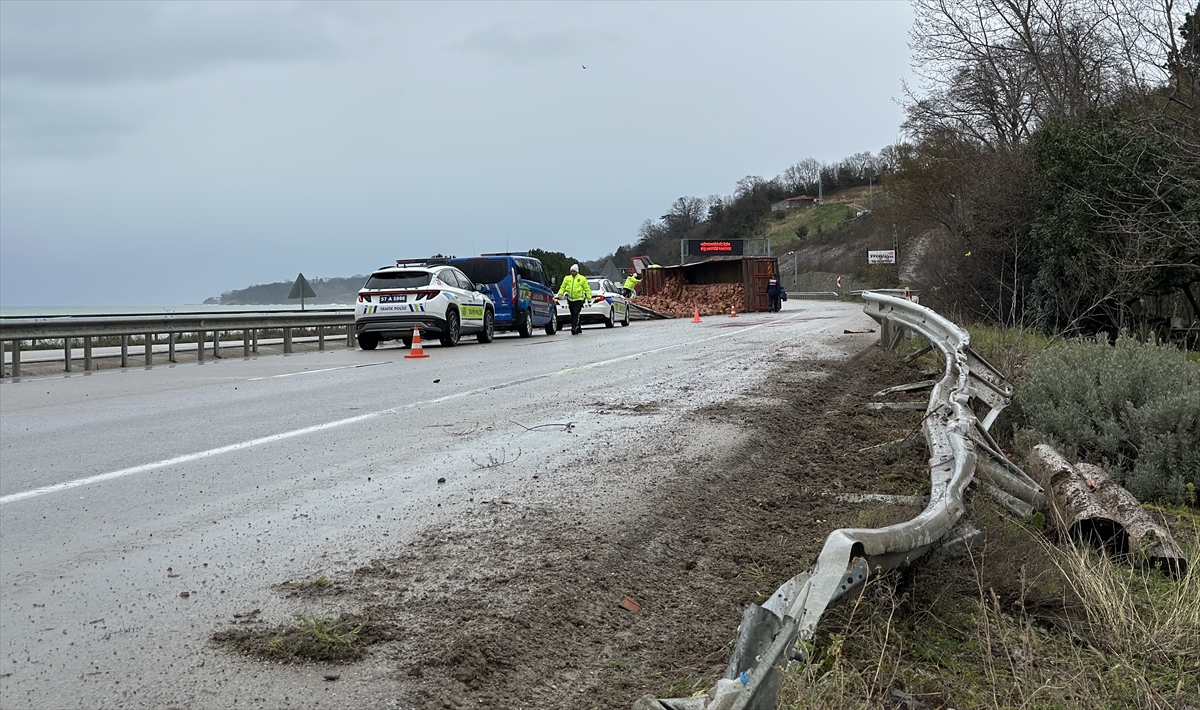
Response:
[692,309,701,323]
[729,306,738,318]
[404,326,429,359]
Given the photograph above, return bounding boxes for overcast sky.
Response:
[0,1,914,307]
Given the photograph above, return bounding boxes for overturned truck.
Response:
[638,257,780,318]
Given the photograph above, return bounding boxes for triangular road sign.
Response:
[289,273,317,309]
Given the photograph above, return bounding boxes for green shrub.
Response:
[1014,335,1200,504]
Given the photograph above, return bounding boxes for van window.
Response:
[516,259,543,284]
[455,259,510,285]
[364,271,431,289]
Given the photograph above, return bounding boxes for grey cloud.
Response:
[0,1,341,85]
[451,25,621,65]
[0,87,139,159]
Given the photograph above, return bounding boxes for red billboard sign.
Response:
[686,239,745,256]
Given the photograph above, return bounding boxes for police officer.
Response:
[558,264,593,335]
[622,272,642,298]
[767,276,782,312]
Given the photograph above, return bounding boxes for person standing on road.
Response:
[622,272,642,299]
[558,264,593,335]
[767,276,782,313]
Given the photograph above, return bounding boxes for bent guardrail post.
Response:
[634,292,1040,710]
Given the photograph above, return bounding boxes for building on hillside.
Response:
[770,195,817,212]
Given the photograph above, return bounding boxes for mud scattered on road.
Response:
[210,343,933,708]
[213,612,399,664]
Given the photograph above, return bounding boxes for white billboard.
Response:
[868,250,896,264]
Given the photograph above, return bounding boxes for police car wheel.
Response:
[476,309,495,344]
[440,311,461,347]
[544,309,558,336]
[401,337,412,349]
[622,309,630,326]
[357,333,380,350]
[605,308,615,328]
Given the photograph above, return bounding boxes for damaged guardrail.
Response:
[634,292,1044,710]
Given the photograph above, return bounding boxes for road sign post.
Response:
[289,273,317,311]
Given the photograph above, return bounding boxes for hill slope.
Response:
[206,276,366,306]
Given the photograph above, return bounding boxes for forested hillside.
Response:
[589,152,896,275]
[890,0,1199,334]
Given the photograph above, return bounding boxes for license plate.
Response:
[380,294,407,303]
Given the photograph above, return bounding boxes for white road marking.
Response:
[1,313,808,505]
[246,362,389,380]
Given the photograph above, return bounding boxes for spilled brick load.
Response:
[637,281,745,318]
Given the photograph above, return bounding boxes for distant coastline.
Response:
[205,276,365,307]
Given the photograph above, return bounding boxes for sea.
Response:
[0,303,354,318]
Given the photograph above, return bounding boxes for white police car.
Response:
[355,259,495,349]
[556,277,630,328]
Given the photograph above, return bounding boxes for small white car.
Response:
[355,260,495,349]
[556,277,630,328]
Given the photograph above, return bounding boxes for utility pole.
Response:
[868,176,874,210]
[892,224,899,261]
[818,176,823,205]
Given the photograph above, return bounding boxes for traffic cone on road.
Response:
[404,326,429,359]
[692,309,702,323]
[730,306,738,318]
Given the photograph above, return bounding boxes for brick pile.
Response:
[637,279,745,318]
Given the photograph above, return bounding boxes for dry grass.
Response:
[778,504,1200,710]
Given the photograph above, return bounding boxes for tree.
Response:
[529,249,591,281]
[895,0,1199,332]
[1029,115,1200,331]
[905,0,1184,149]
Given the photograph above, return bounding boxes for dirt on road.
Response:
[213,341,932,709]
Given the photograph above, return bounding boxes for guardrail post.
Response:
[213,330,221,359]
[120,335,129,368]
[284,328,293,353]
[10,340,19,378]
[346,325,353,347]
[84,337,93,370]
[168,333,176,363]
[243,330,250,357]
[318,326,325,351]
[64,338,73,372]
[197,331,205,362]
[1,339,6,376]
[144,334,153,366]
[252,329,259,353]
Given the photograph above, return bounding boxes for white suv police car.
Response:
[355,259,495,350]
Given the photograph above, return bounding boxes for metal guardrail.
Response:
[1,309,355,378]
[635,291,1041,710]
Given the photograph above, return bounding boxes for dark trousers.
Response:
[769,295,781,312]
[568,300,584,333]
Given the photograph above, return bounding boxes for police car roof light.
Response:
[394,257,451,267]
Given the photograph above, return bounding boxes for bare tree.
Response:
[905,0,1187,148]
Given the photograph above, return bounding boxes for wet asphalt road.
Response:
[0,301,877,709]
